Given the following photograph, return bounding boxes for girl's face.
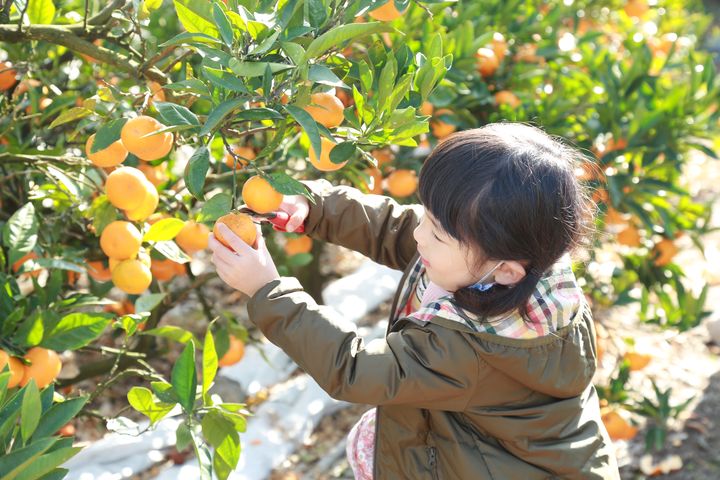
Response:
[413,209,486,292]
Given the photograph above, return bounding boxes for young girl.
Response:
[209,123,620,479]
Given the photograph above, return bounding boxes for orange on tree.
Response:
[109,249,151,272]
[86,134,128,168]
[624,0,649,18]
[148,81,166,103]
[242,175,283,214]
[125,185,159,222]
[112,259,153,295]
[218,335,245,367]
[419,101,434,116]
[104,299,136,316]
[362,167,384,194]
[0,350,25,388]
[371,149,394,170]
[138,162,169,187]
[86,260,113,282]
[303,92,345,129]
[175,220,210,254]
[120,115,174,161]
[25,97,52,114]
[495,90,521,108]
[624,351,652,371]
[309,137,347,171]
[652,238,679,266]
[475,48,500,78]
[386,169,418,198]
[213,213,257,250]
[601,408,638,441]
[490,32,508,62]
[12,251,41,278]
[0,61,17,91]
[367,0,405,21]
[430,109,457,138]
[57,423,76,437]
[617,224,642,247]
[335,88,354,107]
[20,347,62,389]
[604,208,627,226]
[100,221,143,260]
[105,166,154,211]
[284,236,313,256]
[151,258,180,282]
[224,145,256,168]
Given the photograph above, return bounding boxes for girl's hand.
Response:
[276,195,309,233]
[209,223,280,298]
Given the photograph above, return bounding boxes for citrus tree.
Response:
[0,0,718,477]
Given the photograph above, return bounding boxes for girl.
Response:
[209,123,620,479]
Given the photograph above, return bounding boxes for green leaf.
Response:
[153,241,191,263]
[154,102,200,127]
[91,118,127,153]
[184,146,210,200]
[27,0,55,24]
[202,329,218,401]
[11,310,45,348]
[160,32,222,48]
[151,381,179,404]
[144,218,186,242]
[287,252,312,267]
[329,141,356,164]
[201,410,240,480]
[13,447,82,480]
[267,172,310,196]
[20,381,41,443]
[176,422,193,451]
[173,0,219,37]
[142,325,200,348]
[0,437,56,480]
[172,342,197,413]
[197,193,232,223]
[49,107,92,129]
[284,105,322,165]
[309,65,347,88]
[201,98,245,136]
[36,468,69,480]
[40,312,112,351]
[306,0,327,27]
[303,22,394,62]
[376,55,398,113]
[127,387,175,425]
[140,0,163,18]
[3,203,38,266]
[88,195,118,237]
[234,108,284,122]
[281,41,305,65]
[249,30,280,56]
[228,59,293,77]
[202,67,250,93]
[212,3,234,47]
[134,293,166,314]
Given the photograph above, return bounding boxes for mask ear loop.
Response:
[468,261,504,292]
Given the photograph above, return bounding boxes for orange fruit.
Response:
[242,175,283,214]
[601,409,638,441]
[604,208,627,226]
[284,236,313,256]
[12,251,41,278]
[86,260,112,282]
[592,188,609,204]
[112,259,153,294]
[475,48,500,78]
[362,167,384,194]
[624,351,652,371]
[430,109,457,138]
[386,169,418,197]
[303,92,345,129]
[371,149,394,169]
[125,185,159,222]
[57,423,76,437]
[109,249,151,272]
[0,62,17,91]
[104,299,136,316]
[309,137,346,171]
[106,166,154,211]
[624,0,649,18]
[138,163,168,187]
[368,1,404,21]
[652,238,678,266]
[148,81,166,103]
[218,335,245,367]
[100,221,143,260]
[120,115,174,161]
[494,90,521,108]
[20,347,62,389]
[173,261,187,276]
[175,221,210,254]
[86,134,128,168]
[490,32,508,62]
[617,225,641,247]
[224,145,256,168]
[213,213,257,250]
[336,89,354,107]
[151,259,180,282]
[0,350,25,388]
[419,101,434,116]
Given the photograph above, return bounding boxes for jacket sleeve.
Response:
[247,277,480,411]
[301,179,422,272]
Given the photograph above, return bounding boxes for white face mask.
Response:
[467,261,503,292]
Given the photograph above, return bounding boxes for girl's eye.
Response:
[433,233,443,242]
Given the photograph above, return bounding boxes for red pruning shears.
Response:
[238,207,305,233]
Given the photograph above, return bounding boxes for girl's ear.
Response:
[494,261,527,286]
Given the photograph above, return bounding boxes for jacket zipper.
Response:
[427,446,440,480]
[373,407,381,478]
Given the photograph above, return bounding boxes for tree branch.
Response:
[0,152,89,166]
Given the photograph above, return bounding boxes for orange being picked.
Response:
[20,347,62,389]
[284,236,313,256]
[86,134,128,168]
[0,61,17,91]
[218,335,245,367]
[475,48,500,78]
[125,185,159,222]
[0,350,25,388]
[430,109,457,138]
[242,175,283,214]
[224,145,256,168]
[138,163,168,187]
[105,166,154,211]
[112,258,153,295]
[495,90,521,108]
[120,115,174,161]
[368,1,405,21]
[309,137,346,171]
[213,213,257,250]
[386,169,418,197]
[100,221,143,260]
[175,221,210,254]
[86,260,112,282]
[303,92,345,129]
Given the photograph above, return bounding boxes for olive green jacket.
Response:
[247,180,620,479]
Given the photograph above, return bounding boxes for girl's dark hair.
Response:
[418,123,595,320]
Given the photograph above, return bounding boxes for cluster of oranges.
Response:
[0,347,62,389]
[362,149,419,199]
